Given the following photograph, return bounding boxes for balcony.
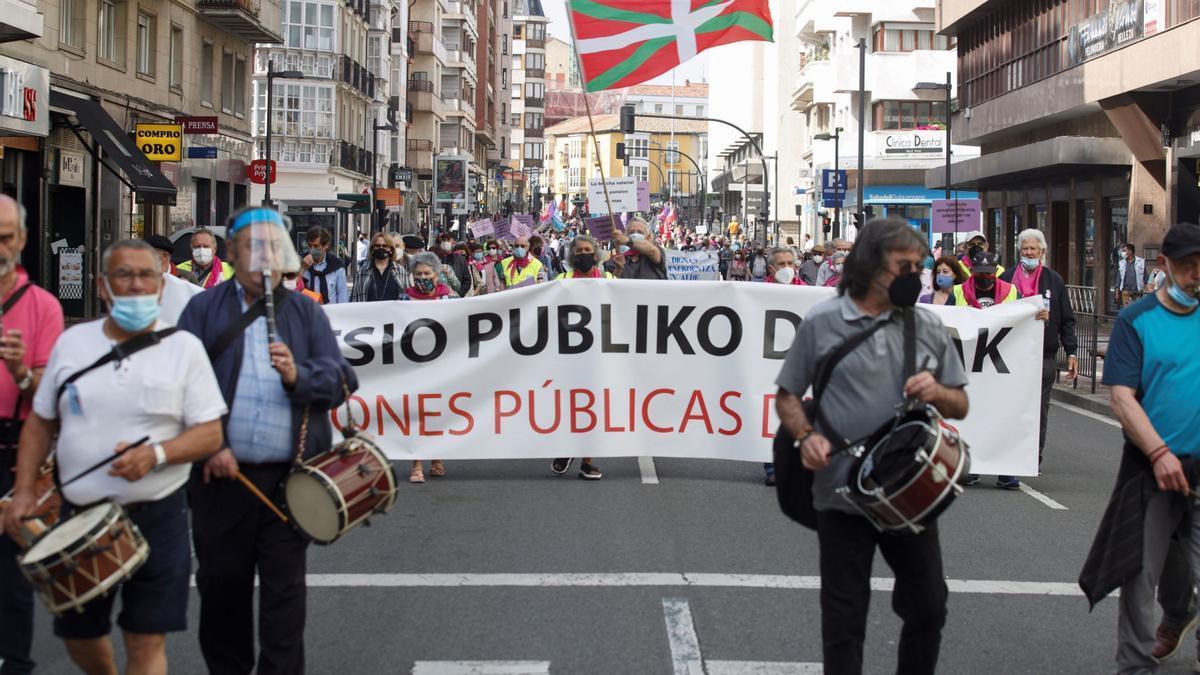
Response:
[444,95,475,117]
[444,44,476,71]
[344,0,366,20]
[196,0,283,44]
[339,55,376,98]
[525,36,545,50]
[833,48,955,101]
[410,21,448,63]
[445,0,478,32]
[524,126,543,138]
[407,138,434,171]
[790,59,831,111]
[257,50,336,79]
[334,140,373,176]
[524,97,544,109]
[523,158,543,168]
[524,67,544,80]
[408,80,445,118]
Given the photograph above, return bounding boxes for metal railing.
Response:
[197,0,260,12]
[1056,285,1100,394]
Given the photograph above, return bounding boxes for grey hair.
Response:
[1016,228,1047,259]
[101,239,162,275]
[626,216,650,231]
[0,195,26,233]
[567,234,601,261]
[410,251,442,276]
[768,246,795,266]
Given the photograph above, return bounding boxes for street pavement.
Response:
[23,403,1193,674]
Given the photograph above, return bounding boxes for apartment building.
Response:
[473,0,512,215]
[0,0,277,316]
[508,0,546,210]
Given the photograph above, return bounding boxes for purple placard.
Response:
[931,198,982,234]
[469,217,495,239]
[585,215,622,242]
[512,214,534,239]
[637,181,650,211]
[494,215,514,241]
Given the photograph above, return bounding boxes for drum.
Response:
[19,502,149,615]
[0,461,63,547]
[284,434,398,544]
[836,405,970,534]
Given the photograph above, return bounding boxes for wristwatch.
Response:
[152,443,168,471]
[16,371,32,392]
[791,425,815,448]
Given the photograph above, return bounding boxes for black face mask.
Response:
[967,245,983,261]
[372,247,393,260]
[888,271,923,308]
[533,246,544,256]
[974,276,995,290]
[571,253,596,273]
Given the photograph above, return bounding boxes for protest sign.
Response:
[587,178,639,214]
[323,285,1043,476]
[512,214,534,239]
[469,218,495,239]
[666,250,721,280]
[494,216,513,241]
[585,215,622,242]
[637,181,650,211]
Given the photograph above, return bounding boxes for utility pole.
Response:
[856,38,867,228]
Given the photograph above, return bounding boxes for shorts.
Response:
[53,489,191,639]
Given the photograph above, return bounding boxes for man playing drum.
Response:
[774,218,970,675]
[178,207,356,674]
[2,239,226,675]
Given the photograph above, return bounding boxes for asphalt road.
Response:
[22,403,1192,674]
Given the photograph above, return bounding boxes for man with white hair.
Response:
[613,217,667,280]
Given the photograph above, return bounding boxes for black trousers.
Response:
[0,448,34,675]
[190,463,309,675]
[1039,356,1057,456]
[816,510,947,675]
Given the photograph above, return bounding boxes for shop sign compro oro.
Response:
[134,123,183,161]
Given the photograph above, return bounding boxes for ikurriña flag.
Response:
[568,0,773,92]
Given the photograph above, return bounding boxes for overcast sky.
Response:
[540,0,710,85]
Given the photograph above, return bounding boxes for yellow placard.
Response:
[134,123,183,161]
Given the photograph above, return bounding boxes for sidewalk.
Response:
[1052,378,1112,419]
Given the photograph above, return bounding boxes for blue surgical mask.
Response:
[629,233,647,242]
[104,279,160,332]
[935,273,955,289]
[512,246,527,259]
[473,251,485,261]
[731,244,740,252]
[1021,257,1041,271]
[1166,261,1200,308]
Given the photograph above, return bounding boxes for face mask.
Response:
[104,279,159,332]
[283,278,299,291]
[1166,261,1200,308]
[774,267,795,285]
[308,247,325,261]
[414,277,436,293]
[571,253,597,273]
[512,246,527,259]
[373,247,392,260]
[887,271,923,308]
[629,232,647,242]
[812,255,823,264]
[473,251,485,261]
[1020,256,1040,271]
[935,273,955,289]
[967,245,982,261]
[974,276,995,290]
[834,263,844,274]
[619,245,630,255]
[731,244,740,252]
[440,242,453,252]
[193,248,214,265]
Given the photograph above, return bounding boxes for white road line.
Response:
[412,662,551,675]
[706,662,824,674]
[1050,399,1121,429]
[639,456,660,484]
[662,598,705,675]
[1019,483,1069,510]
[297,573,1084,596]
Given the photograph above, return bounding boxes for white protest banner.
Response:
[323,284,1042,476]
[469,218,495,239]
[587,177,639,214]
[666,250,721,280]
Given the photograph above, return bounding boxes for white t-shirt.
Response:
[159,273,203,326]
[33,319,228,505]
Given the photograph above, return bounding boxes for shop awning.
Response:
[50,91,177,205]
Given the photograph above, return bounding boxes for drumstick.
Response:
[59,436,150,488]
[234,471,289,524]
[263,269,278,346]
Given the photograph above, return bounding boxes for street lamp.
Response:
[372,119,398,232]
[813,127,844,238]
[915,73,953,242]
[262,60,305,206]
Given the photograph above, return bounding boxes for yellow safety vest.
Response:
[951,283,1018,307]
[177,259,235,284]
[502,256,544,287]
[555,271,615,280]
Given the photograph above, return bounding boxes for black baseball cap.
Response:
[1162,223,1200,259]
[972,250,999,274]
[145,234,173,255]
[402,235,426,250]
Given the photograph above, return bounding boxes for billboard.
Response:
[434,155,470,215]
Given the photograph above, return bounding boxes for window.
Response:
[665,141,679,164]
[169,25,183,89]
[524,81,543,98]
[512,24,522,39]
[525,51,544,70]
[221,51,235,113]
[502,35,508,55]
[524,142,542,159]
[234,55,247,117]
[525,112,542,129]
[674,104,683,116]
[569,167,582,190]
[60,0,85,49]
[527,22,544,41]
[654,104,663,113]
[627,164,648,182]
[136,11,155,77]
[256,82,335,138]
[628,137,648,159]
[510,113,520,126]
[201,41,214,106]
[98,0,127,65]
[872,100,947,130]
[872,23,953,53]
[696,105,704,117]
[284,0,336,51]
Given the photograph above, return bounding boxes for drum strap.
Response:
[807,319,893,445]
[54,328,179,406]
[207,286,289,363]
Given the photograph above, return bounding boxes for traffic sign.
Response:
[821,169,847,208]
[187,146,218,159]
[248,159,277,184]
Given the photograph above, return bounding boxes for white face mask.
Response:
[282,278,298,290]
[440,242,453,252]
[193,248,214,265]
[812,255,823,264]
[835,263,845,274]
[774,267,795,285]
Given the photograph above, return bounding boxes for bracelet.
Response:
[791,425,814,448]
[1149,445,1170,463]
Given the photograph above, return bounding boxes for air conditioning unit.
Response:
[962,107,972,119]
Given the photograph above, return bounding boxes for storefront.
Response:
[843,185,980,243]
[0,54,49,287]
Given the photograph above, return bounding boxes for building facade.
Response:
[935,0,1200,313]
[474,0,512,217]
[508,0,546,211]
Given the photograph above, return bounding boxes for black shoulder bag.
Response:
[773,315,896,529]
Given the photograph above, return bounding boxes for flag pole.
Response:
[566,12,618,232]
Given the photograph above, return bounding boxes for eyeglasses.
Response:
[106,269,160,284]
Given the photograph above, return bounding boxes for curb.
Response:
[1051,386,1114,419]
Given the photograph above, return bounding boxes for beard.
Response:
[0,256,15,277]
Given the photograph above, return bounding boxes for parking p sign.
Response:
[134,123,183,161]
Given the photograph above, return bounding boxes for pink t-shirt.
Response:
[0,269,64,420]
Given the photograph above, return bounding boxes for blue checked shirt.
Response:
[226,282,295,463]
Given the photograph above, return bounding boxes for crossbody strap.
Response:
[807,318,893,442]
[206,286,288,363]
[55,328,179,405]
[2,283,33,420]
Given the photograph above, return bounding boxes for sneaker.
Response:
[960,473,981,487]
[996,476,1021,490]
[765,473,776,487]
[578,463,602,480]
[1154,615,1199,662]
[552,458,572,475]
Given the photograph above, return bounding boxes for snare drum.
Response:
[837,405,970,534]
[0,461,62,546]
[19,502,149,615]
[284,435,398,544]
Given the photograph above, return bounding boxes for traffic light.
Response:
[620,105,636,134]
[616,142,625,160]
[822,216,831,234]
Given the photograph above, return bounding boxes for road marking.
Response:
[412,662,550,675]
[1019,483,1069,510]
[706,662,824,674]
[662,598,705,675]
[1050,399,1121,429]
[298,573,1083,596]
[639,456,660,484]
